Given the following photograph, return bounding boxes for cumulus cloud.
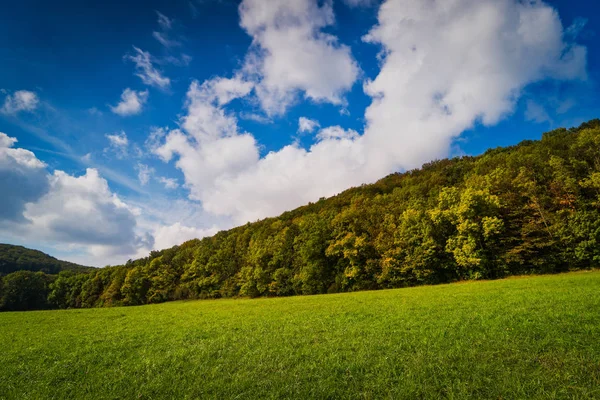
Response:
[126,47,171,89]
[316,126,359,141]
[0,133,49,222]
[23,169,148,256]
[152,222,216,250]
[202,133,367,223]
[360,0,587,171]
[0,133,151,265]
[1,90,39,115]
[154,79,259,204]
[298,117,320,133]
[239,0,360,115]
[105,131,129,158]
[154,0,587,226]
[153,77,369,223]
[110,88,149,116]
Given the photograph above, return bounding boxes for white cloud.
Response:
[0,133,45,169]
[145,126,167,152]
[23,168,150,259]
[316,126,359,141]
[153,78,259,208]
[1,90,39,115]
[152,222,217,250]
[202,136,367,223]
[298,117,320,133]
[136,163,154,185]
[239,112,272,124]
[106,132,128,148]
[153,78,369,223]
[0,133,49,222]
[360,0,587,170]
[209,75,254,106]
[239,0,360,115]
[105,131,129,158]
[158,177,179,189]
[110,88,149,116]
[0,134,152,265]
[525,100,552,124]
[154,0,587,226]
[126,47,171,89]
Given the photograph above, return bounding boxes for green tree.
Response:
[121,267,151,305]
[0,271,49,311]
[431,186,504,279]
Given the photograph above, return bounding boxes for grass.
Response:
[1,271,600,399]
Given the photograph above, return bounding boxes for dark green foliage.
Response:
[0,244,92,274]
[3,119,600,311]
[0,271,50,311]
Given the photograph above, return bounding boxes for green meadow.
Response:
[1,271,600,399]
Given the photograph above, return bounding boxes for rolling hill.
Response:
[0,244,92,275]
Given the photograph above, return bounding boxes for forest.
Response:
[2,119,600,311]
[0,244,91,275]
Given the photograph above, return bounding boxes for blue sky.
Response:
[0,0,598,266]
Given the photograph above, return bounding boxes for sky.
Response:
[0,0,598,266]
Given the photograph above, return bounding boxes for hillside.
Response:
[2,119,600,311]
[0,244,92,275]
[1,271,599,398]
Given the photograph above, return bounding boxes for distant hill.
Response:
[0,244,93,275]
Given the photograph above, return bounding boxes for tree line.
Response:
[2,120,600,311]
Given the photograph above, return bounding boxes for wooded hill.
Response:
[2,119,600,311]
[0,244,91,275]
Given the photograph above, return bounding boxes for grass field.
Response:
[1,271,600,399]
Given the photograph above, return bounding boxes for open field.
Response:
[1,271,600,399]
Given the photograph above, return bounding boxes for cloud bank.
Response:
[154,0,587,226]
[0,132,151,264]
[1,0,589,266]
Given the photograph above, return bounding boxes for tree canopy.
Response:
[2,120,600,311]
